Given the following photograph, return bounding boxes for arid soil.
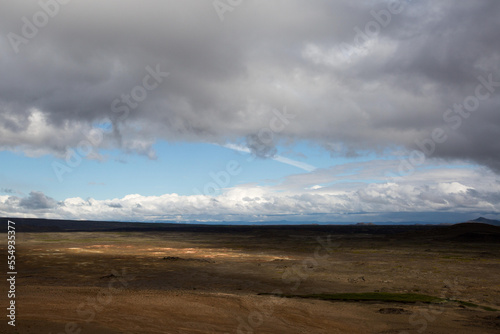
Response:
[1,224,499,333]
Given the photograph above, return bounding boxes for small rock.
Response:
[378,308,412,315]
[100,273,116,279]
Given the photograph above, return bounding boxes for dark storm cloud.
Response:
[0,0,499,170]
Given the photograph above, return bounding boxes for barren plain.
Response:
[1,223,499,333]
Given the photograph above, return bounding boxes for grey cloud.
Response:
[18,191,57,210]
[245,133,277,158]
[0,0,499,171]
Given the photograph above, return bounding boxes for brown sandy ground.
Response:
[1,226,499,333]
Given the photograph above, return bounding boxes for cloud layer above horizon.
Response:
[2,160,499,222]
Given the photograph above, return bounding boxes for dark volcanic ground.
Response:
[1,219,499,333]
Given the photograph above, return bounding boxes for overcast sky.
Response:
[1,0,499,223]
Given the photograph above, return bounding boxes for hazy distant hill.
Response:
[465,217,500,227]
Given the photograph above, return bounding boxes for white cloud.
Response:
[1,160,498,222]
[223,143,316,172]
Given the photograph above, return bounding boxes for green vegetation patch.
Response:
[454,300,498,311]
[258,292,499,311]
[258,292,445,303]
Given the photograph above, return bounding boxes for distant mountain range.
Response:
[464,217,500,227]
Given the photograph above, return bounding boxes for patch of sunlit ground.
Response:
[31,241,298,262]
